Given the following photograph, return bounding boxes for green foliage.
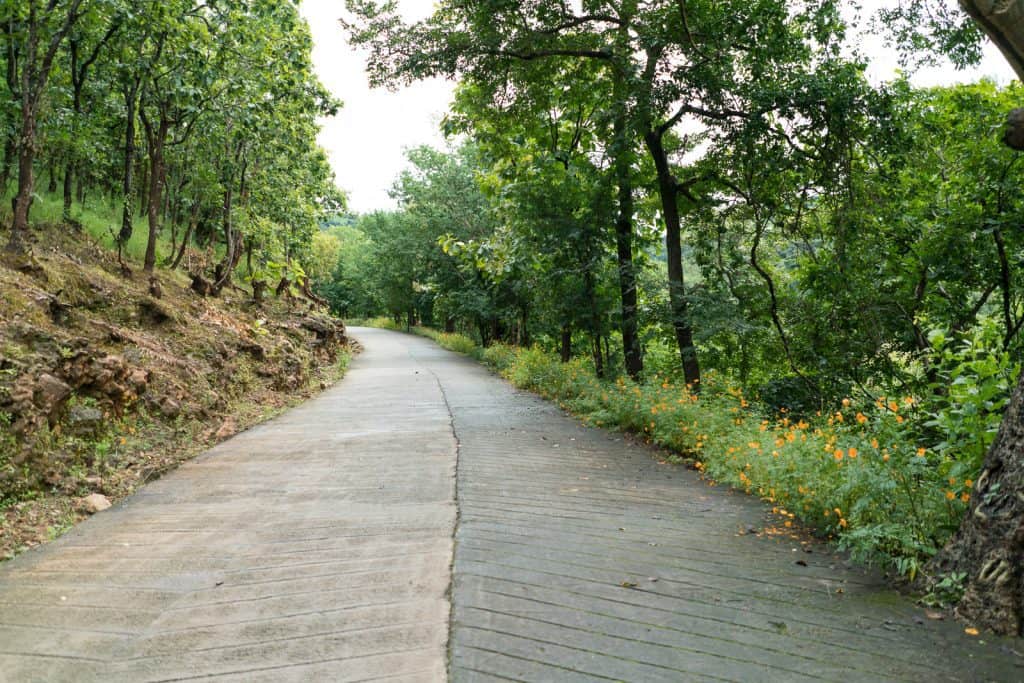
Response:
[5,0,342,279]
[922,319,1020,471]
[922,571,968,608]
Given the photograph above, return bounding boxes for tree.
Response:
[888,0,1024,636]
[2,0,88,254]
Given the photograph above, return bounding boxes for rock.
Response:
[214,417,237,441]
[67,405,104,436]
[78,493,111,514]
[128,369,149,390]
[35,373,71,410]
[159,396,182,418]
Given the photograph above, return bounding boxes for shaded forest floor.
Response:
[0,219,352,559]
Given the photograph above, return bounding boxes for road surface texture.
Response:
[0,326,1020,682]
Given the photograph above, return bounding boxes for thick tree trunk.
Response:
[560,324,572,362]
[644,130,700,387]
[930,368,1024,635]
[960,1,1024,80]
[6,117,36,253]
[932,0,1024,629]
[7,63,41,254]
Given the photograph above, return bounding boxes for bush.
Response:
[350,316,404,331]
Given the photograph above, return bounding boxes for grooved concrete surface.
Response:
[0,329,457,682]
[1,327,1021,682]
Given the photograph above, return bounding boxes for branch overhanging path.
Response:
[0,328,1020,681]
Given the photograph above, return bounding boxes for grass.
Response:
[366,321,984,583]
[4,189,230,270]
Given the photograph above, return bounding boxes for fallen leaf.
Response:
[925,610,944,621]
[621,581,638,589]
[965,627,979,636]
[795,560,808,567]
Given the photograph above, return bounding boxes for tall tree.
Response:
[2,0,87,254]
[925,1,1024,637]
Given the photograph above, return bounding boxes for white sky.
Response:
[300,0,1017,215]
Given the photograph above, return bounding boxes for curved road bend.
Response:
[0,327,1019,682]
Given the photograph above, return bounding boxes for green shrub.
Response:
[352,316,404,331]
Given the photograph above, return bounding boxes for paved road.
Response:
[0,327,1020,681]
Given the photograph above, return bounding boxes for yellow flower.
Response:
[833,449,844,461]
[848,447,858,458]
[839,518,848,528]
[917,447,927,457]
[883,453,890,462]
[965,479,974,488]
[945,490,955,500]
[856,412,867,424]
[888,401,899,412]
[842,398,851,408]
[871,438,879,449]
[961,492,970,503]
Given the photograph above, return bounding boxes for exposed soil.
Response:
[0,222,353,559]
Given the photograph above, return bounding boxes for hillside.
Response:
[0,220,351,559]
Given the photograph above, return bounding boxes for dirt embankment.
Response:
[0,224,352,558]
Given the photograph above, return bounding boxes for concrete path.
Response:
[1,327,1021,682]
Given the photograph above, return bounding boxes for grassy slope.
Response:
[0,197,349,559]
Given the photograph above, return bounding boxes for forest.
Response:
[1,0,1023,638]
[323,1,1024,635]
[2,0,341,288]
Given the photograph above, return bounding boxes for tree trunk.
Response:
[6,91,38,254]
[0,132,14,193]
[141,109,168,273]
[928,0,1024,630]
[592,335,605,379]
[560,324,572,362]
[644,130,700,387]
[445,317,455,333]
[610,81,643,379]
[930,368,1024,635]
[62,160,74,221]
[960,1,1024,80]
[118,81,139,244]
[46,160,57,193]
[170,203,198,270]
